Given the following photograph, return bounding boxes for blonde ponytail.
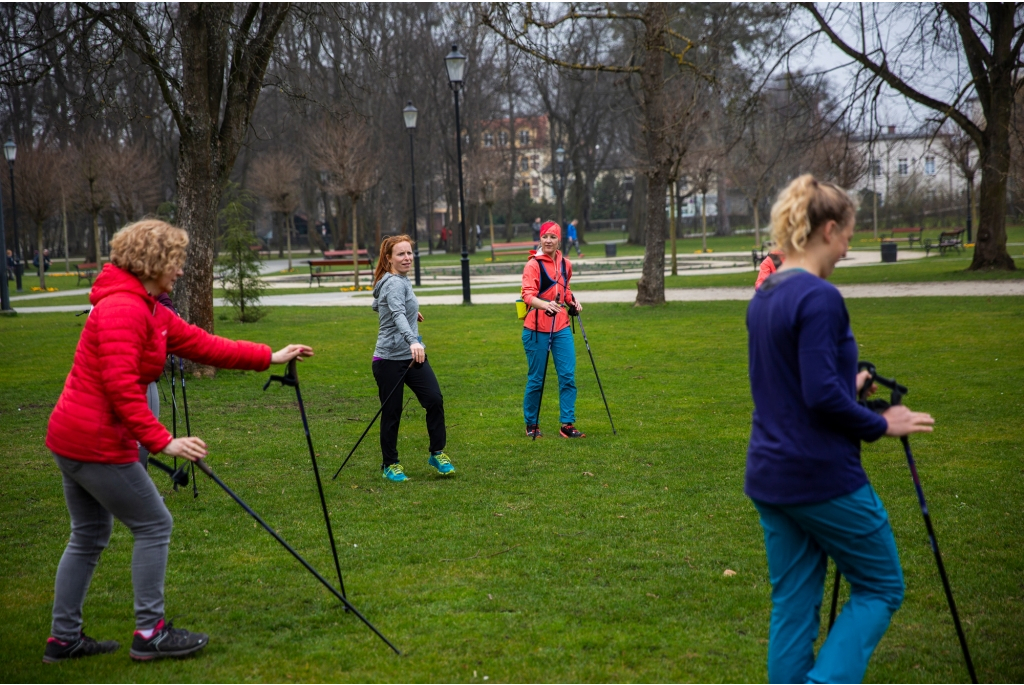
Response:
[770,174,855,254]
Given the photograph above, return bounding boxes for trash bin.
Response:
[605,243,617,258]
[881,241,897,263]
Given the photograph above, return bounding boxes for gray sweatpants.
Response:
[51,453,173,639]
[138,381,160,468]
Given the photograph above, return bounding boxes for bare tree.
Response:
[248,151,301,271]
[74,138,110,266]
[15,143,58,287]
[105,143,162,224]
[940,126,981,234]
[803,2,1019,270]
[312,118,379,288]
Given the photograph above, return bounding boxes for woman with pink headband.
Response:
[519,221,585,439]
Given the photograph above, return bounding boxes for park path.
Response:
[12,280,1023,313]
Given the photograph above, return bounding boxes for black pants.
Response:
[372,357,446,467]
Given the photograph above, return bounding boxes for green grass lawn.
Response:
[1,298,1022,682]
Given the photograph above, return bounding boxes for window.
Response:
[898,158,909,176]
[925,156,936,175]
[498,131,509,146]
[531,155,539,170]
[484,132,494,147]
[519,130,530,146]
[871,159,881,177]
[520,157,529,171]
[521,181,530,191]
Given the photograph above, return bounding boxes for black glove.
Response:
[566,301,579,317]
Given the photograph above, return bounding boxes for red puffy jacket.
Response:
[46,264,272,464]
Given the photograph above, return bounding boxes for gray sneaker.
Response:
[129,619,208,661]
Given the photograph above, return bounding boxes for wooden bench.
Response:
[307,258,373,286]
[322,249,372,260]
[488,241,537,260]
[76,262,98,286]
[925,229,966,257]
[886,227,924,248]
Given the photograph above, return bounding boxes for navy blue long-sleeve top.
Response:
[745,270,888,505]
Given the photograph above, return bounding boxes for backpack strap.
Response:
[769,252,783,269]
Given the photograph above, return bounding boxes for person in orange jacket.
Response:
[755,250,786,289]
[520,221,585,439]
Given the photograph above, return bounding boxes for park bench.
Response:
[886,226,924,248]
[488,241,537,260]
[322,249,372,260]
[307,256,373,286]
[925,229,966,257]
[75,262,98,286]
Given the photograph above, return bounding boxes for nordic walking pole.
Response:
[900,434,977,683]
[858,362,977,683]
[573,309,616,435]
[178,356,198,498]
[333,360,415,479]
[192,458,401,655]
[168,356,179,482]
[149,456,190,488]
[264,358,346,599]
[532,298,559,442]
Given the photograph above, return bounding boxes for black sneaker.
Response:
[526,424,543,438]
[129,619,208,661]
[560,423,586,438]
[43,633,120,663]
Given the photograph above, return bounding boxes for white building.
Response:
[851,125,974,206]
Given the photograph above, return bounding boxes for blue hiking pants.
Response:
[522,326,576,425]
[752,484,905,684]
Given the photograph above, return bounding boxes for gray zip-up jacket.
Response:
[372,272,420,360]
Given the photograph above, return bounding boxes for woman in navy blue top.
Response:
[746,175,934,683]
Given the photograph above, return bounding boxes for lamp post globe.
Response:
[4,139,21,292]
[445,45,471,304]
[404,100,422,286]
[445,45,466,87]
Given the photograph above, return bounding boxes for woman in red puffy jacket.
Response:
[43,220,313,664]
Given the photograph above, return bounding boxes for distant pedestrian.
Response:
[33,248,52,273]
[6,249,14,281]
[566,220,582,256]
[531,217,542,243]
[475,224,482,248]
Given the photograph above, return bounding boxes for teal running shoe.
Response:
[382,464,408,482]
[428,452,455,475]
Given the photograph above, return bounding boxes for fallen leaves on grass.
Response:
[646,592,659,598]
[582,471,594,477]
[723,569,737,577]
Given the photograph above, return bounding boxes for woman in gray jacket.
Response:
[371,235,454,482]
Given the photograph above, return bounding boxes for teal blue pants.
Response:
[752,484,904,684]
[522,327,576,425]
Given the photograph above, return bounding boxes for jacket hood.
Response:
[90,263,153,307]
[528,249,562,266]
[372,272,393,300]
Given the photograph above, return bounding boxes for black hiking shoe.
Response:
[129,619,208,661]
[526,424,543,438]
[43,633,120,663]
[560,423,586,439]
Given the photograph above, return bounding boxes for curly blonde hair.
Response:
[770,175,855,254]
[109,219,189,280]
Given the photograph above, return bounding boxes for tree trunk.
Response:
[351,197,360,288]
[716,174,731,236]
[635,3,669,306]
[36,220,45,288]
[286,212,293,271]
[971,102,1016,269]
[91,211,101,265]
[627,174,648,245]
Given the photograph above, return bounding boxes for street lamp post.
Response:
[0,151,12,313]
[318,170,331,251]
[4,139,22,292]
[445,45,471,305]
[403,101,422,287]
[555,146,566,253]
